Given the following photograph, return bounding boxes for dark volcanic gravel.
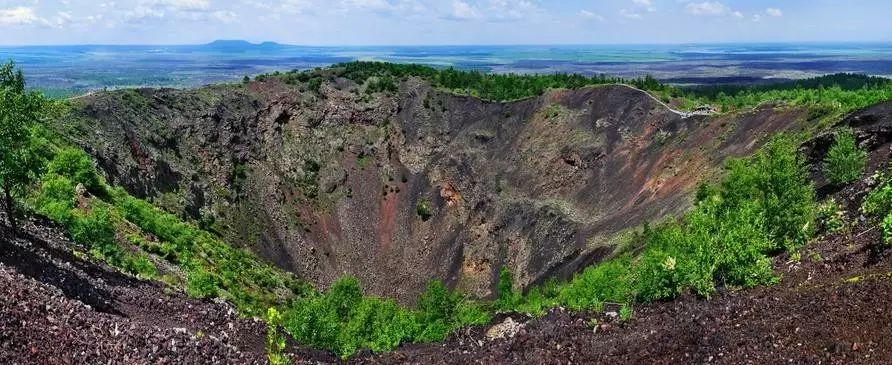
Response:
[0,215,268,364]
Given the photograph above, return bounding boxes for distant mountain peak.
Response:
[204,40,285,49]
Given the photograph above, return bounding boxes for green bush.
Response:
[496,267,519,310]
[328,277,363,318]
[862,172,892,218]
[415,280,462,342]
[266,308,288,365]
[862,171,892,245]
[454,301,491,326]
[69,205,126,265]
[825,129,867,185]
[280,276,485,358]
[416,198,433,221]
[46,148,105,196]
[816,198,846,233]
[619,304,633,322]
[557,257,631,310]
[186,266,220,299]
[121,253,158,279]
[883,213,892,245]
[34,173,76,223]
[282,277,419,358]
[720,135,815,251]
[339,298,417,356]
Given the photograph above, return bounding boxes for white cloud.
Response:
[685,1,746,18]
[752,14,761,22]
[619,8,641,19]
[341,0,394,11]
[337,0,430,17]
[766,7,783,17]
[686,2,730,16]
[124,5,165,22]
[0,6,75,28]
[444,0,542,22]
[123,0,236,23]
[578,9,604,21]
[153,0,211,11]
[448,0,478,20]
[632,0,655,12]
[248,0,318,15]
[210,10,236,22]
[0,6,40,26]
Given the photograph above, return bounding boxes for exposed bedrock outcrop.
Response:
[59,78,808,303]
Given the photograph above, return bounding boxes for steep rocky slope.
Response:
[8,99,892,364]
[351,101,892,364]
[0,214,268,364]
[57,77,809,302]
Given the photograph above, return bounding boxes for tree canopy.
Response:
[0,60,46,233]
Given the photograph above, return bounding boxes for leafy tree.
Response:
[0,60,45,235]
[825,129,867,185]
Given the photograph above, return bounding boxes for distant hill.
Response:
[203,39,288,51]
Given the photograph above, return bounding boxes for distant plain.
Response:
[2,41,891,97]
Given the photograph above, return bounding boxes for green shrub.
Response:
[415,280,462,342]
[883,213,892,245]
[283,295,340,352]
[720,135,815,251]
[339,298,417,356]
[34,173,76,223]
[497,267,520,310]
[266,308,288,365]
[618,304,633,322]
[46,148,105,195]
[366,76,398,94]
[121,253,158,279]
[416,198,433,221]
[557,257,631,310]
[816,198,846,233]
[825,129,867,185]
[328,277,363,318]
[186,266,220,299]
[864,172,892,245]
[282,277,420,358]
[69,205,122,264]
[862,172,892,218]
[116,193,199,256]
[454,301,491,326]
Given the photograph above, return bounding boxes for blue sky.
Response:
[0,0,889,45]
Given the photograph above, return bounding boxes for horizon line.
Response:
[2,40,892,48]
